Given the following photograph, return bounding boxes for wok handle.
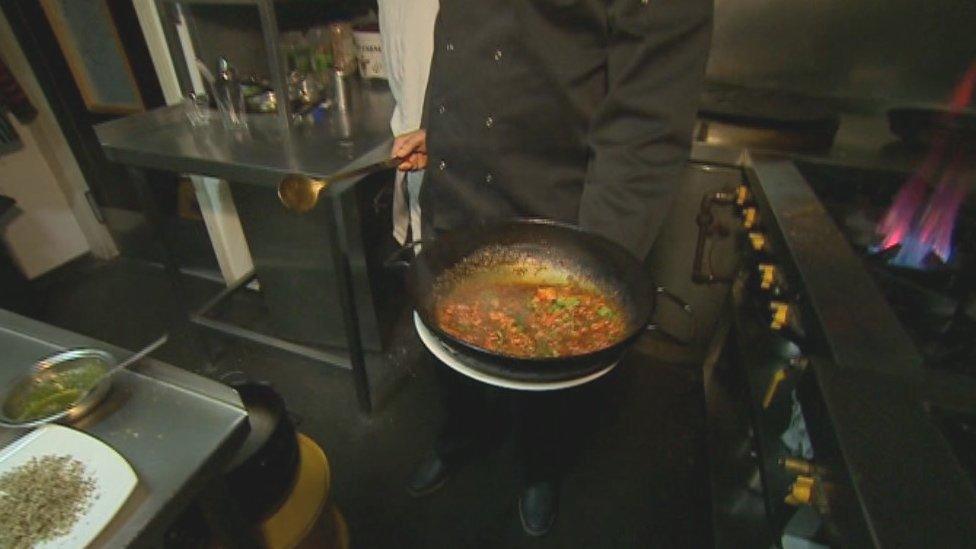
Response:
[383,240,425,271]
[645,286,697,346]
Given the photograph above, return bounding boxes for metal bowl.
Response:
[0,348,116,429]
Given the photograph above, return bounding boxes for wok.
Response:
[403,219,692,382]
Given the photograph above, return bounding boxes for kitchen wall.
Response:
[0,9,118,279]
[707,0,976,108]
[184,0,975,111]
[184,4,269,79]
[181,3,372,82]
[0,114,90,279]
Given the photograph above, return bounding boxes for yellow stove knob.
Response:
[770,301,790,330]
[735,185,750,206]
[742,207,758,229]
[748,232,767,252]
[758,263,777,290]
[785,475,816,506]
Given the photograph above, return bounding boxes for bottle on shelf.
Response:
[214,57,246,130]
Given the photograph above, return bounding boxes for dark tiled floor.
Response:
[8,257,713,548]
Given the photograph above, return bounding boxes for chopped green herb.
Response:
[555,296,581,309]
[597,306,615,318]
[6,358,108,422]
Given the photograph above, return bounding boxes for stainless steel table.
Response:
[0,309,250,547]
[95,79,398,413]
[94,81,396,188]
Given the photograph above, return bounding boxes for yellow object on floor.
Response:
[294,505,350,549]
[260,433,332,549]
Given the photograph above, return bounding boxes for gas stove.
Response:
[799,162,976,378]
[695,149,976,548]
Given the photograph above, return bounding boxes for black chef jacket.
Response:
[419,0,713,258]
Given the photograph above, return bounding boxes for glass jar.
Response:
[328,21,358,76]
[306,26,333,78]
[280,30,312,76]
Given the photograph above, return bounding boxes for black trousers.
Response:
[419,225,604,486]
[432,354,605,487]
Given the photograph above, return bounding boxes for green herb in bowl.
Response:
[4,357,109,423]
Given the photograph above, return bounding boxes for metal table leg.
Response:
[325,192,373,414]
[129,167,220,372]
[189,270,356,367]
[129,166,373,412]
[128,166,189,308]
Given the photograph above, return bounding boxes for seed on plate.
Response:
[0,454,97,548]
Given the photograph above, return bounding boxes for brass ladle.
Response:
[278,156,405,213]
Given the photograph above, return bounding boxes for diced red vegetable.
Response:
[436,280,626,358]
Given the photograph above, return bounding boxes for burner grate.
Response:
[797,162,976,376]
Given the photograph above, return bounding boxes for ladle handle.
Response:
[322,156,407,187]
[105,334,169,378]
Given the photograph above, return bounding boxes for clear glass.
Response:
[183,94,212,127]
[306,26,333,78]
[216,84,247,130]
[329,22,358,76]
[281,30,312,76]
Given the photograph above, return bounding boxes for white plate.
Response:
[0,424,137,548]
[414,312,617,391]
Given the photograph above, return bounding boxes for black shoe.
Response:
[518,482,557,536]
[407,454,452,497]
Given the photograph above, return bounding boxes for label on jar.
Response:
[353,31,385,79]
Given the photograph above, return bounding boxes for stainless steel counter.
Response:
[0,309,249,547]
[95,79,397,188]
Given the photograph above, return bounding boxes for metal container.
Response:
[215,58,248,130]
[0,348,117,428]
[328,21,357,76]
[331,69,352,113]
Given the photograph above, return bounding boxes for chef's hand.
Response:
[392,129,427,171]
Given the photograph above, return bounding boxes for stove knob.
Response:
[742,207,759,229]
[780,457,816,476]
[735,185,750,206]
[758,263,778,290]
[748,232,767,252]
[769,301,790,330]
[785,475,816,506]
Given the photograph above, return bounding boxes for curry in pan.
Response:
[435,272,627,359]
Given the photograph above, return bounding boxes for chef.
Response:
[393,0,713,536]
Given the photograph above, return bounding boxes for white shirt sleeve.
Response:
[379,0,438,137]
[378,0,439,243]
